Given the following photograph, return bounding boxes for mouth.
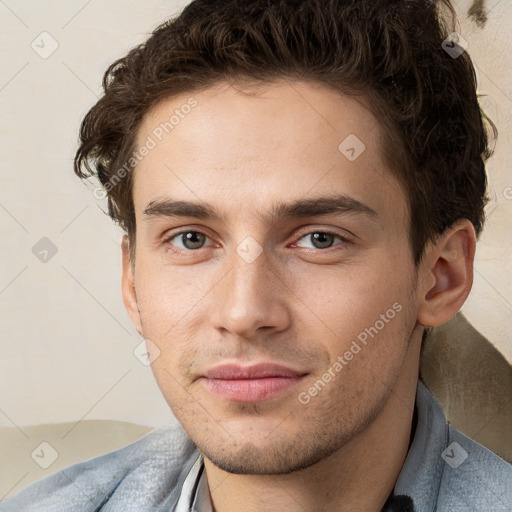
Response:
[202,362,309,402]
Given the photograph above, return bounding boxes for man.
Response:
[2,0,511,510]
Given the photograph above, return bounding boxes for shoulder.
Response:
[394,380,512,511]
[435,424,512,511]
[0,421,199,512]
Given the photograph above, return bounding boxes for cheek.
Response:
[312,263,416,384]
[307,261,409,338]
[148,363,204,426]
[301,298,415,426]
[134,258,206,334]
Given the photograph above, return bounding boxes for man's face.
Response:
[125,80,420,474]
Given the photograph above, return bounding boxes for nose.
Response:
[211,245,291,340]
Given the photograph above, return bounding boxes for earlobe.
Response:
[121,236,143,336]
[417,220,476,327]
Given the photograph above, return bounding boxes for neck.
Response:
[203,326,423,512]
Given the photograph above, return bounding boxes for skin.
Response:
[121,79,476,512]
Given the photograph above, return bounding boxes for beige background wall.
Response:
[0,0,510,434]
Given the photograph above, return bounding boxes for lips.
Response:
[205,362,305,379]
[202,362,308,402]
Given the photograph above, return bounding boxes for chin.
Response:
[200,431,350,475]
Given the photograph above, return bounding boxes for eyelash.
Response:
[162,228,351,254]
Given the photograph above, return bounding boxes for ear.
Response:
[417,219,476,327]
[121,236,143,336]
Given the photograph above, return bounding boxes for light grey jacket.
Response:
[1,379,511,511]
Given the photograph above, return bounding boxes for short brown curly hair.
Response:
[74,0,496,265]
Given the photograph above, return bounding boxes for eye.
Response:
[163,228,351,254]
[295,230,349,250]
[164,230,212,251]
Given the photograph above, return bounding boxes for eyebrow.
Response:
[143,194,378,225]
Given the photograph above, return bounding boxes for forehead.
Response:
[132,80,407,227]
